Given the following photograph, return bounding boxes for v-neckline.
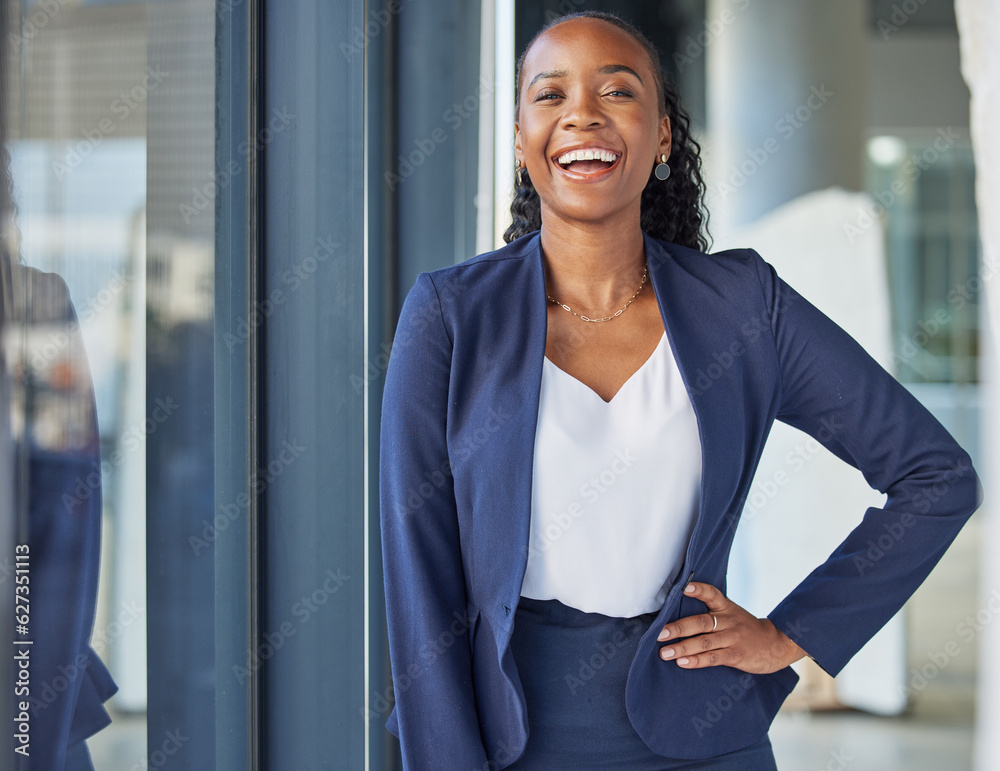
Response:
[543,330,667,405]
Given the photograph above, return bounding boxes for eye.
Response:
[606,89,635,98]
[534,91,563,102]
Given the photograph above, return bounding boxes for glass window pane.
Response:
[1,0,217,767]
[866,136,980,384]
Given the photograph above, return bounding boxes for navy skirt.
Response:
[504,596,778,770]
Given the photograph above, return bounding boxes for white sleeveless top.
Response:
[519,330,703,618]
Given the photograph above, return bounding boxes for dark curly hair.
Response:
[504,10,710,252]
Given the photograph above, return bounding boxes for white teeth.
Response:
[556,149,618,166]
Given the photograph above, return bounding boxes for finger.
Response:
[657,611,718,642]
[656,583,729,642]
[673,648,734,668]
[659,630,729,662]
[682,581,730,613]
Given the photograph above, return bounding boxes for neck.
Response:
[538,211,647,314]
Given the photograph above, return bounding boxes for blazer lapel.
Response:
[643,233,758,578]
[467,233,547,630]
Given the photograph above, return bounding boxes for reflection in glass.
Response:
[2,0,218,767]
[2,134,118,770]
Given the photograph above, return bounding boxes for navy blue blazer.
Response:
[379,230,980,769]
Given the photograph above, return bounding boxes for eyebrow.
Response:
[527,64,644,90]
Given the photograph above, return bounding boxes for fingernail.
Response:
[657,630,669,642]
[677,657,689,666]
[685,584,695,593]
[662,648,675,658]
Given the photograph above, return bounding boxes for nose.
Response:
[560,89,605,130]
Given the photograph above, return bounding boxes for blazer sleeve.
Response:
[379,272,488,769]
[751,250,983,678]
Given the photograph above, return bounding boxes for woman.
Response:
[379,11,981,770]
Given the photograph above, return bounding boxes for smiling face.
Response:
[514,17,671,231]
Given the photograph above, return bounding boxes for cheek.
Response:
[524,140,554,172]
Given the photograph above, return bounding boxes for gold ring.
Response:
[710,614,718,632]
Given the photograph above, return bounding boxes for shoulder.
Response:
[405,231,541,318]
[422,230,540,291]
[395,232,541,342]
[644,233,774,303]
[9,263,76,323]
[646,234,761,275]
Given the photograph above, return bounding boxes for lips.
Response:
[551,152,621,180]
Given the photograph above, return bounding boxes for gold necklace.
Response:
[545,262,648,323]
